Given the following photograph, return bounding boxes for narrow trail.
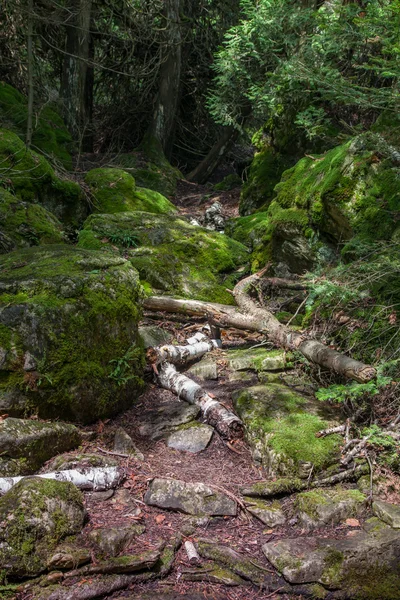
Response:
[16,180,400,600]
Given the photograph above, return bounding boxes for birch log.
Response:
[147,340,219,367]
[144,271,376,383]
[0,466,124,495]
[157,362,243,439]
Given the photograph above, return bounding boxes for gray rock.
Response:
[138,401,200,440]
[373,500,400,528]
[294,485,366,530]
[144,478,237,516]
[0,418,81,476]
[47,545,91,570]
[0,477,85,577]
[91,489,115,501]
[187,356,218,380]
[139,325,173,348]
[263,527,400,594]
[167,423,214,453]
[114,427,144,460]
[244,497,286,527]
[89,524,145,557]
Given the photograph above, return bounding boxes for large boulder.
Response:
[0,245,144,423]
[0,418,81,476]
[232,384,341,477]
[0,477,85,578]
[0,129,86,227]
[78,211,248,303]
[0,82,73,169]
[0,188,64,253]
[229,132,400,274]
[263,524,400,598]
[85,168,177,215]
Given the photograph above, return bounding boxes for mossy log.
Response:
[144,270,376,384]
[0,466,124,495]
[157,362,243,440]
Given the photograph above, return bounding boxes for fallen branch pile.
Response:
[144,268,376,384]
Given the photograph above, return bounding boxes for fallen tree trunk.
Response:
[144,270,376,383]
[157,362,243,440]
[0,466,124,495]
[147,339,219,367]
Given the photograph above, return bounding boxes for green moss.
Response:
[0,129,85,227]
[0,477,84,577]
[78,211,248,303]
[234,385,341,473]
[343,567,400,600]
[0,245,145,422]
[0,82,73,169]
[321,548,344,587]
[240,147,293,215]
[85,168,176,214]
[214,173,242,191]
[0,187,64,250]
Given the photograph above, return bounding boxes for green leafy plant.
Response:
[107,231,140,248]
[108,345,143,387]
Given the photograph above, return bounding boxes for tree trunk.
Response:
[147,0,182,159]
[187,124,239,184]
[26,0,34,147]
[157,362,243,439]
[60,0,93,151]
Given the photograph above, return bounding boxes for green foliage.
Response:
[209,0,400,148]
[108,345,144,387]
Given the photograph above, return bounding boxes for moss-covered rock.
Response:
[214,173,242,191]
[0,188,64,252]
[294,486,366,530]
[85,168,177,215]
[0,82,73,169]
[0,477,85,578]
[0,245,144,423]
[232,384,341,476]
[240,147,293,215]
[0,418,81,477]
[232,132,400,273]
[0,129,86,227]
[78,211,248,303]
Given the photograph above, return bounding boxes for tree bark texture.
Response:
[146,339,219,367]
[157,362,243,440]
[26,0,34,147]
[144,274,376,384]
[61,0,93,150]
[147,0,182,158]
[0,466,124,495]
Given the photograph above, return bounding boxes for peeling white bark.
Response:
[157,362,243,439]
[0,466,124,495]
[147,340,219,367]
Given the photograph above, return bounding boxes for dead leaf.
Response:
[345,518,360,527]
[155,514,166,524]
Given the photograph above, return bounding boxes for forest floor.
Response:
[16,181,400,600]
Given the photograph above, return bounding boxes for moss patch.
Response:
[78,211,248,303]
[0,129,85,227]
[0,188,64,251]
[0,82,73,169]
[86,168,177,215]
[233,384,341,474]
[0,477,84,578]
[0,245,144,423]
